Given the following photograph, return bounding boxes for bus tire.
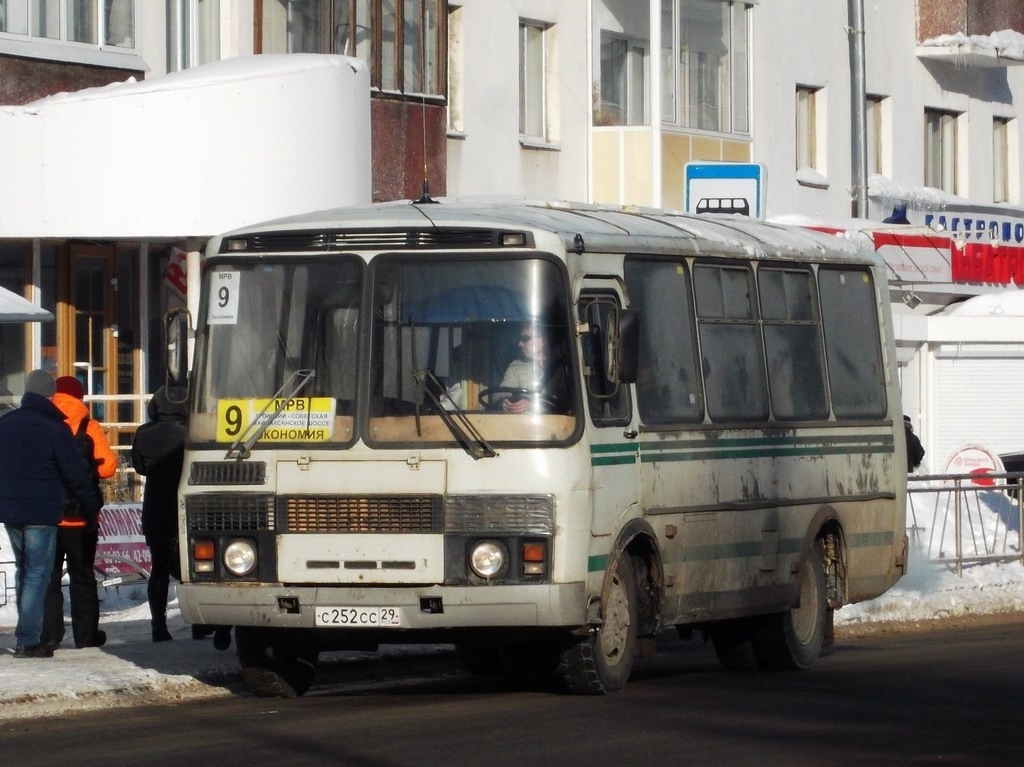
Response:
[752,543,827,671]
[236,627,319,697]
[559,556,638,694]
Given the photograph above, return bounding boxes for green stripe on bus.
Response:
[588,554,609,572]
[848,530,895,547]
[592,455,637,466]
[590,434,894,467]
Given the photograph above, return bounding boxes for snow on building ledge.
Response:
[917,29,1024,67]
[0,54,371,239]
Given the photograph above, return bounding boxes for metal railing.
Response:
[907,472,1024,576]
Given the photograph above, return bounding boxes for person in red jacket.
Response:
[40,375,118,649]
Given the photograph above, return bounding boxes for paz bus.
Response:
[168,199,908,696]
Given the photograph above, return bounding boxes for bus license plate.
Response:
[314,607,402,627]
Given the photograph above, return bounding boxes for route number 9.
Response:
[224,404,243,437]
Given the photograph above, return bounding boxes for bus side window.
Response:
[758,266,828,421]
[578,293,630,426]
[694,263,769,422]
[818,267,886,418]
[623,257,703,425]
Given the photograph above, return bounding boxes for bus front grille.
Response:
[283,495,441,533]
[186,493,276,531]
[188,461,267,485]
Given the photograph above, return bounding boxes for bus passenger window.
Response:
[623,258,703,424]
[758,266,828,421]
[819,267,886,418]
[694,264,768,422]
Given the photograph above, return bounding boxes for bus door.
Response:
[577,283,640,539]
[622,255,713,621]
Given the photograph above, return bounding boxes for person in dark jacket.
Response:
[40,375,118,650]
[131,386,188,643]
[0,369,103,659]
[904,415,925,472]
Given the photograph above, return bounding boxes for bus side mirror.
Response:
[164,308,191,397]
[617,309,639,384]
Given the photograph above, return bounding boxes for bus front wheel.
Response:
[559,556,638,694]
[752,543,827,670]
[236,627,320,697]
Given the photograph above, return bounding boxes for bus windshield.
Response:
[189,253,579,448]
[190,258,363,445]
[367,254,578,446]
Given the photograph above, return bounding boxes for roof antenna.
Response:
[414,174,438,205]
[412,39,438,206]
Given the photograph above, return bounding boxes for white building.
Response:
[3,0,1024,470]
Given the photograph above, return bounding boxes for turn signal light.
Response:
[193,539,215,573]
[523,541,546,575]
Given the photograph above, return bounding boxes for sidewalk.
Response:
[0,600,242,722]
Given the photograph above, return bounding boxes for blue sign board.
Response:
[684,162,766,219]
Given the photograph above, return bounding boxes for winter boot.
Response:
[152,620,173,642]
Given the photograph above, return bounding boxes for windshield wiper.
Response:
[413,368,496,460]
[225,368,316,460]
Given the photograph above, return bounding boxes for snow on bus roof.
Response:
[219,198,875,262]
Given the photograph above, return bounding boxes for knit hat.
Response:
[25,369,56,397]
[55,375,85,400]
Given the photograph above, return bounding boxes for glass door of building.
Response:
[66,245,116,420]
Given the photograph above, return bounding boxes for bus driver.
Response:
[493,323,564,413]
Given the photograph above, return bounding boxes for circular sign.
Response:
[943,445,1006,486]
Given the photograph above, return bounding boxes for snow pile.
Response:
[920,29,1024,62]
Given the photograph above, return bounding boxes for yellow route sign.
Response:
[217,397,336,443]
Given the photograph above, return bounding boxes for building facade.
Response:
[3,0,1024,470]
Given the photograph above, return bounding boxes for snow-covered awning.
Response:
[0,54,371,239]
[917,29,1024,68]
[0,286,53,323]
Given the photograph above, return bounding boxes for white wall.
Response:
[0,54,371,239]
[446,0,591,202]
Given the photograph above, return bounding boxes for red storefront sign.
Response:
[951,241,1024,286]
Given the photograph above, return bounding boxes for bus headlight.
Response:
[223,539,257,577]
[469,540,507,579]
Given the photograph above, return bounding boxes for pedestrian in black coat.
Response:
[0,369,102,658]
[131,386,187,642]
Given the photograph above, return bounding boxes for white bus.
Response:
[171,200,908,696]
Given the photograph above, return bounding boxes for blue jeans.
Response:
[5,524,58,647]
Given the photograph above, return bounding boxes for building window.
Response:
[993,117,1012,204]
[596,33,647,126]
[260,0,443,98]
[446,4,464,133]
[519,19,551,141]
[796,86,820,171]
[662,0,751,134]
[0,0,135,48]
[866,95,885,176]
[167,0,219,72]
[924,108,959,194]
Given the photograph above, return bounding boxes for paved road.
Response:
[4,617,1024,766]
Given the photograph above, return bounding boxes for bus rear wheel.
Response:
[559,556,638,694]
[236,627,320,697]
[752,543,827,671]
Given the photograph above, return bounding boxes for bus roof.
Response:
[211,198,881,266]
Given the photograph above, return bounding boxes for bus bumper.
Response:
[177,581,588,631]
